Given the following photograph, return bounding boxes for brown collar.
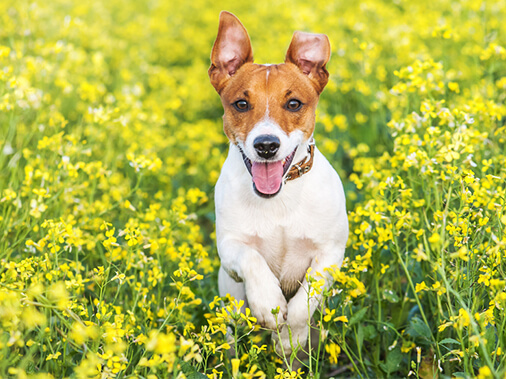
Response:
[285,143,315,182]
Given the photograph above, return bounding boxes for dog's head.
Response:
[209,11,330,198]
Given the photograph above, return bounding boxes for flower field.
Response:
[1,0,506,377]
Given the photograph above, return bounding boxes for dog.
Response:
[209,11,348,358]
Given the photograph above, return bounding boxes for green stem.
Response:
[394,246,441,358]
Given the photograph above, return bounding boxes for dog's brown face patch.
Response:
[218,62,319,144]
[209,11,331,145]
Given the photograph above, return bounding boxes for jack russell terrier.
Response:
[209,11,348,357]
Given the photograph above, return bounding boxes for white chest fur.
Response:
[215,144,348,298]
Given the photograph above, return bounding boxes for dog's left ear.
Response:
[285,32,331,94]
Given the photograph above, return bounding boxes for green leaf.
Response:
[382,288,400,303]
[179,361,208,379]
[452,372,468,378]
[406,316,432,342]
[439,338,461,346]
[380,347,403,374]
[386,347,403,373]
[484,326,497,355]
[379,362,388,373]
[357,324,364,351]
[349,307,368,326]
[363,324,377,340]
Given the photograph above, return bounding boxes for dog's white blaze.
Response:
[265,67,271,117]
[244,117,303,163]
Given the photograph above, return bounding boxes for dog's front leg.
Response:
[275,247,345,355]
[218,238,288,329]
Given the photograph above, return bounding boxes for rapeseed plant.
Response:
[1,0,506,377]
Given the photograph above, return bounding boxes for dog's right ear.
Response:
[209,11,253,93]
[285,31,331,94]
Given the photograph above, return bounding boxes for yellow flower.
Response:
[325,343,341,364]
[432,281,446,296]
[46,352,61,361]
[231,358,240,377]
[438,321,453,332]
[449,246,469,262]
[477,366,493,379]
[47,282,69,310]
[448,82,460,93]
[334,315,349,323]
[428,232,441,247]
[415,281,428,293]
[401,341,415,353]
[22,307,47,328]
[70,322,99,345]
[453,308,471,330]
[146,331,176,355]
[323,308,335,322]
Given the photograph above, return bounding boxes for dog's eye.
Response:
[285,99,303,112]
[233,100,250,112]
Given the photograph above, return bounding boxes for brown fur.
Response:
[209,11,331,144]
[219,63,319,143]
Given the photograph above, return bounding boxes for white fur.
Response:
[215,134,348,356]
[240,118,303,164]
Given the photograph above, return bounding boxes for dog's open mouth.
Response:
[240,147,297,198]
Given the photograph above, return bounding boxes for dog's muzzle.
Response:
[239,146,297,198]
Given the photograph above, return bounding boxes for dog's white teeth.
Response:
[282,158,286,165]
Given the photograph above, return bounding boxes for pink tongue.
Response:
[251,161,283,194]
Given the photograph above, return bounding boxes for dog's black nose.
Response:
[253,135,280,159]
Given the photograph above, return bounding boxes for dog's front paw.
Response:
[274,321,308,356]
[246,281,287,330]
